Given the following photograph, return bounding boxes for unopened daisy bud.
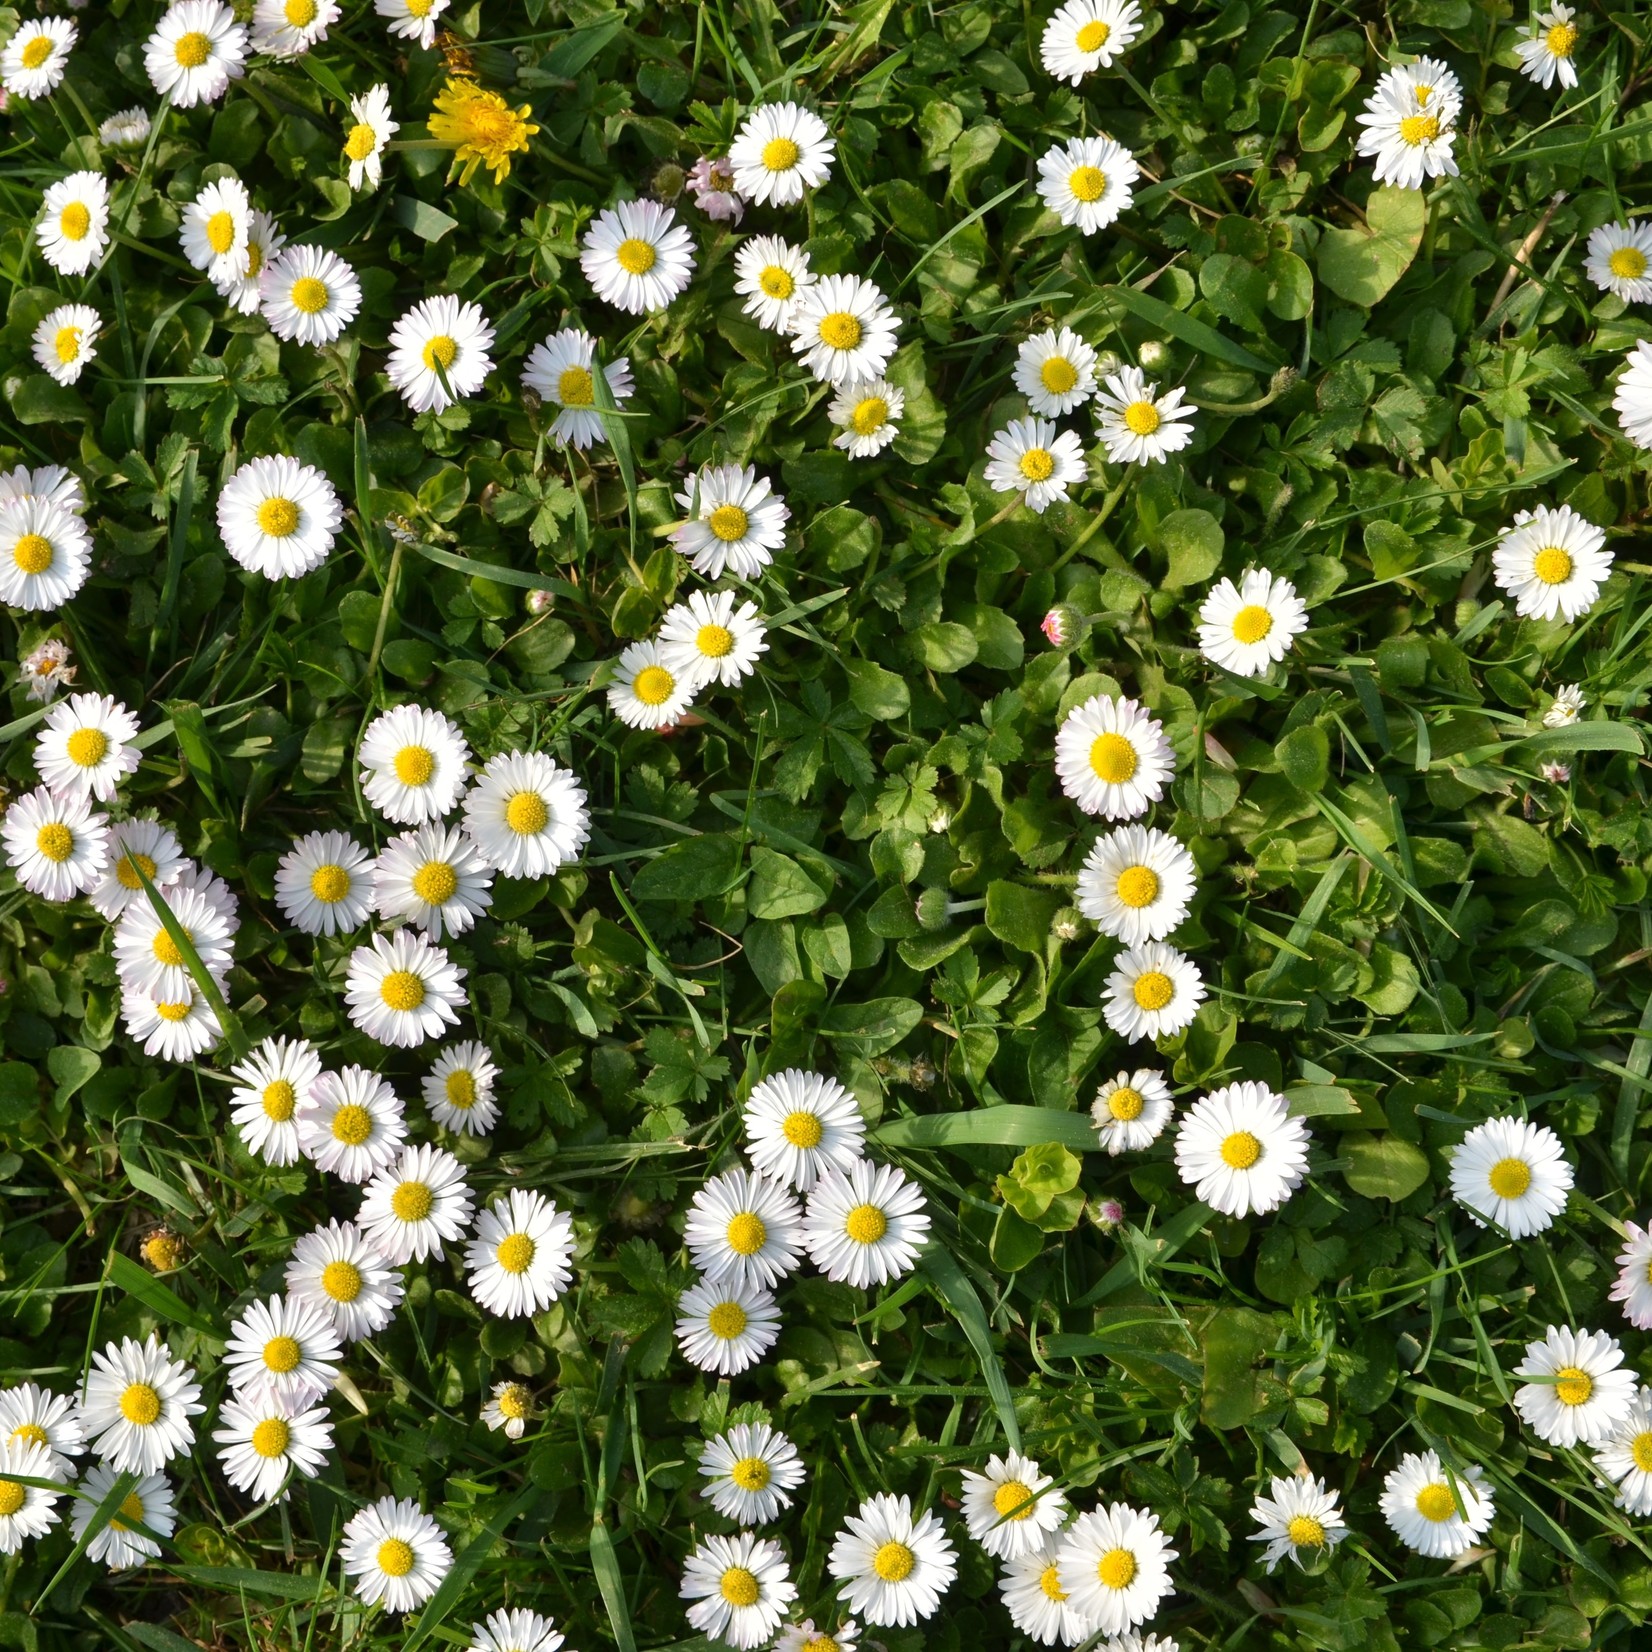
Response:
[652,162,686,202]
[140,1227,185,1272]
[1051,905,1084,942]
[1092,1196,1125,1230]
[928,806,951,834]
[1541,760,1571,783]
[914,888,951,932]
[1093,350,1124,379]
[1041,604,1086,648]
[525,587,554,616]
[1137,339,1170,372]
[1269,365,1299,397]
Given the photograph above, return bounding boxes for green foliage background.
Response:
[4,0,1652,1649]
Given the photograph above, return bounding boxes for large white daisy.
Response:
[744,1067,867,1191]
[464,1189,576,1317]
[1517,3,1581,90]
[113,883,235,1002]
[681,1531,798,1650]
[376,0,450,50]
[828,377,905,458]
[1,784,107,901]
[223,1294,343,1408]
[1592,1386,1652,1516]
[676,1276,781,1376]
[460,750,590,879]
[520,328,633,450]
[229,1036,322,1167]
[216,455,341,580]
[0,496,92,610]
[1354,77,1458,190]
[359,704,472,824]
[372,822,493,941]
[657,590,768,690]
[274,829,376,936]
[1094,367,1196,465]
[35,692,141,802]
[1448,1115,1573,1238]
[1054,695,1176,820]
[71,1464,176,1569]
[36,172,109,277]
[673,463,790,581]
[685,1167,805,1289]
[252,0,340,58]
[341,1495,453,1613]
[388,295,494,416]
[358,1143,476,1264]
[144,0,247,107]
[1076,825,1196,946]
[1102,942,1206,1043]
[1197,569,1309,677]
[789,275,900,386]
[734,235,815,333]
[999,1532,1097,1647]
[1492,504,1612,622]
[295,1063,408,1183]
[1248,1474,1348,1572]
[422,1040,502,1136]
[213,1391,332,1504]
[0,1437,63,1553]
[1039,0,1144,83]
[1054,1503,1176,1637]
[179,176,250,284]
[1015,327,1099,418]
[580,199,697,314]
[0,1382,86,1476]
[343,83,398,189]
[607,640,697,731]
[1513,1325,1637,1447]
[1036,135,1138,233]
[121,983,223,1062]
[1,16,78,99]
[729,102,835,207]
[31,302,100,387]
[1379,1450,1493,1557]
[984,418,1087,514]
[960,1451,1069,1561]
[78,1335,203,1474]
[1090,1068,1175,1155]
[284,1218,405,1343]
[1586,221,1652,304]
[829,1493,956,1628]
[1173,1081,1309,1217]
[698,1422,806,1526]
[803,1160,930,1288]
[260,244,362,346]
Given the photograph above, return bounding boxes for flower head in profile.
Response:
[429,79,538,186]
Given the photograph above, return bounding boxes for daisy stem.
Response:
[366,537,404,682]
[1050,470,1133,572]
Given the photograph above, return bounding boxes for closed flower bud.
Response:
[1041,604,1087,649]
[915,887,952,931]
[526,588,555,616]
[652,162,686,202]
[1138,339,1171,372]
[1051,905,1084,942]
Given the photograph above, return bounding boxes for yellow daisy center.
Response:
[632,664,677,707]
[1488,1157,1531,1199]
[394,744,436,786]
[1546,21,1578,56]
[407,0,434,15]
[1221,1130,1262,1169]
[850,396,888,435]
[35,823,74,863]
[66,727,108,767]
[1132,970,1174,1011]
[1108,1087,1144,1121]
[291,276,330,314]
[557,365,594,406]
[720,1566,761,1606]
[345,123,378,161]
[1399,113,1441,146]
[615,237,656,275]
[1533,546,1572,585]
[331,1103,373,1145]
[1069,165,1107,202]
[445,1069,477,1109]
[322,1260,362,1301]
[59,201,91,241]
[155,1000,192,1023]
[1018,447,1056,482]
[697,623,735,658]
[412,861,459,905]
[1232,605,1274,644]
[206,210,236,256]
[174,31,211,68]
[1039,1562,1066,1601]
[845,1203,887,1244]
[258,497,300,538]
[116,851,158,890]
[1097,1547,1137,1589]
[54,326,82,364]
[120,1383,161,1425]
[759,264,794,299]
[14,534,54,574]
[1040,357,1079,394]
[994,1479,1034,1519]
[245,240,264,279]
[726,1212,767,1256]
[251,1417,290,1458]
[505,791,549,834]
[263,1080,297,1122]
[873,1540,915,1581]
[496,1232,536,1273]
[1415,1482,1456,1522]
[706,1301,747,1339]
[152,931,186,968]
[9,1424,47,1448]
[819,312,862,351]
[377,1538,415,1577]
[1090,732,1137,783]
[287,1,319,27]
[112,1491,145,1530]
[422,334,458,373]
[0,1482,24,1516]
[391,1180,434,1222]
[782,1110,823,1147]
[731,1456,771,1491]
[310,863,350,903]
[1287,1514,1326,1547]
[1075,19,1111,50]
[1631,1432,1652,1473]
[1554,1366,1593,1406]
[20,35,54,70]
[497,1383,531,1420]
[1115,865,1159,908]
[1609,247,1647,280]
[761,136,801,173]
[1123,400,1161,435]
[708,503,750,542]
[262,1335,302,1373]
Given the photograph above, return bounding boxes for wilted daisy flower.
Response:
[960,1452,1068,1561]
[1076,825,1196,946]
[229,1036,322,1167]
[1015,328,1099,418]
[114,883,234,1001]
[1040,0,1143,83]
[1513,1325,1636,1447]
[1054,695,1176,820]
[676,1276,782,1376]
[274,830,375,936]
[461,750,589,880]
[0,1437,62,1553]
[423,1040,501,1135]
[213,208,284,314]
[1543,684,1587,727]
[1094,367,1195,465]
[35,693,140,803]
[223,1294,343,1407]
[682,1531,798,1650]
[1379,1450,1493,1557]
[775,1622,859,1652]
[829,377,904,458]
[580,199,696,313]
[100,106,152,148]
[803,1160,929,1288]
[1492,504,1611,622]
[608,640,696,731]
[1592,1387,1652,1516]
[342,83,397,189]
[31,303,99,387]
[373,824,493,942]
[346,929,466,1048]
[1586,221,1652,303]
[789,275,900,386]
[0,1382,85,1475]
[79,1335,202,1474]
[1198,570,1309,677]
[35,171,108,276]
[521,329,632,450]
[734,235,815,332]
[699,1422,805,1526]
[285,1218,404,1343]
[296,1064,408,1183]
[1354,74,1458,189]
[744,1068,866,1191]
[1,17,77,99]
[469,1608,565,1652]
[1448,1115,1573,1238]
[1616,339,1652,446]
[482,1380,536,1440]
[686,1168,805,1289]
[984,418,1086,514]
[359,1142,475,1265]
[1174,1082,1308,1217]
[0,496,91,611]
[144,0,247,107]
[1517,3,1581,89]
[376,0,449,50]
[1102,942,1206,1043]
[729,102,834,207]
[673,464,789,581]
[252,0,339,58]
[658,591,768,691]
[1036,135,1138,234]
[260,244,362,346]
[216,455,341,580]
[465,1189,576,1317]
[122,983,222,1062]
[388,295,494,415]
[213,1391,332,1503]
[19,635,76,703]
[341,1496,453,1613]
[360,705,471,825]
[180,176,249,283]
[2,785,107,901]
[689,154,744,222]
[1055,1504,1175,1637]
[830,1493,956,1628]
[72,1464,175,1569]
[1000,1532,1095,1647]
[1091,1069,1175,1155]
[1248,1475,1348,1572]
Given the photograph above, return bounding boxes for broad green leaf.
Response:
[1317,186,1427,304]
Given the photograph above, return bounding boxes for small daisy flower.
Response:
[35,171,109,277]
[285,1219,405,1343]
[1054,695,1176,821]
[1076,825,1196,946]
[683,1531,798,1650]
[0,496,91,612]
[734,235,815,333]
[423,1040,502,1136]
[676,1276,782,1376]
[0,1383,85,1476]
[0,1437,63,1553]
[113,883,234,1001]
[1000,1533,1096,1647]
[1015,328,1099,418]
[1492,504,1612,622]
[1,17,78,100]
[469,1608,565,1652]
[179,175,250,284]
[1197,569,1309,677]
[35,692,140,802]
[699,1422,806,1526]
[789,275,900,386]
[373,823,493,942]
[1248,1474,1348,1572]
[1543,684,1587,727]
[580,199,697,314]
[100,107,152,148]
[31,303,100,387]
[19,635,76,703]
[607,640,697,731]
[1616,339,1652,447]
[465,1189,576,1317]
[1103,942,1206,1043]
[460,750,589,879]
[1091,1069,1175,1155]
[960,1451,1068,1561]
[1036,135,1138,234]
[829,377,904,458]
[72,1463,175,1569]
[984,418,1086,514]
[260,244,361,347]
[1054,1503,1176,1637]
[744,1068,867,1191]
[1592,1387,1652,1516]
[1174,1081,1308,1217]
[803,1160,930,1288]
[686,1167,806,1290]
[1,784,107,901]
[1448,1115,1573,1238]
[122,984,222,1062]
[214,208,285,314]
[673,464,789,581]
[829,1493,957,1628]
[1513,1325,1637,1448]
[216,455,341,580]
[521,328,633,450]
[688,154,745,222]
[482,1381,536,1440]
[775,1622,860,1652]
[274,829,376,936]
[229,1036,322,1167]
[252,0,339,58]
[213,1391,332,1504]
[376,0,449,50]
[341,1496,453,1614]
[1040,0,1144,83]
[342,82,397,189]
[1379,1450,1493,1558]
[1517,3,1581,90]
[295,1064,408,1183]
[1354,76,1459,190]
[359,704,472,825]
[1586,221,1652,304]
[78,1335,202,1475]
[729,102,835,207]
[144,0,247,108]
[223,1294,343,1408]
[358,1143,476,1264]
[658,590,768,690]
[1094,367,1196,465]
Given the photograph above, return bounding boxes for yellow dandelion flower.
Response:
[428,79,538,187]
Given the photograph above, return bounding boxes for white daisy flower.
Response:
[828,377,904,458]
[1054,1503,1176,1637]
[1611,1221,1652,1330]
[1036,135,1138,234]
[1248,1474,1348,1572]
[1586,221,1652,303]
[744,1068,867,1191]
[803,1160,930,1288]
[341,1496,453,1614]
[468,1607,566,1652]
[1,784,107,901]
[1448,1115,1573,1238]
[388,295,494,416]
[178,861,240,927]
[1380,57,1465,119]
[214,207,284,313]
[676,1276,781,1376]
[31,302,100,387]
[1492,504,1611,622]
[1379,1450,1493,1557]
[682,1531,798,1650]
[78,1335,202,1475]
[1053,694,1176,820]
[1517,3,1581,89]
[960,1451,1069,1561]
[1174,1081,1308,1217]
[657,590,768,691]
[99,107,152,148]
[345,929,467,1048]
[829,1493,956,1628]
[423,1040,502,1135]
[520,328,633,450]
[1100,1634,1184,1652]
[71,1463,175,1569]
[607,639,697,731]
[295,1064,408,1183]
[1197,569,1309,677]
[0,463,85,516]
[460,749,590,880]
[686,1167,805,1290]
[729,102,835,207]
[1354,76,1459,190]
[1592,1387,1652,1516]
[216,454,341,580]
[252,0,339,58]
[580,199,697,314]
[775,1621,860,1652]
[1040,0,1144,83]
[699,1422,806,1526]
[1015,328,1099,418]
[260,243,362,346]
[274,829,376,936]
[1543,683,1587,727]
[1102,942,1207,1043]
[481,1380,536,1441]
[1076,825,1196,946]
[1091,1069,1175,1155]
[179,176,250,284]
[19,634,76,702]
[35,171,109,277]
[734,235,816,333]
[35,692,140,802]
[1,16,77,99]
[285,1218,405,1343]
[465,1189,576,1317]
[376,0,450,51]
[212,1391,332,1504]
[358,1143,476,1264]
[121,984,222,1062]
[1094,367,1196,465]
[229,1036,322,1167]
[0,1383,85,1476]
[342,82,397,189]
[1000,1532,1097,1647]
[0,1437,63,1553]
[0,496,92,610]
[673,464,789,581]
[359,704,472,825]
[144,0,247,107]
[223,1294,343,1408]
[788,275,900,386]
[1616,339,1652,447]
[983,417,1086,515]
[373,822,493,942]
[1513,1325,1637,1447]
[113,883,235,1001]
